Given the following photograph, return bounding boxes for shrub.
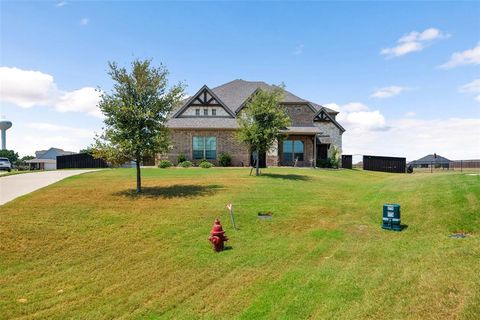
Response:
[177,154,187,164]
[158,160,173,168]
[330,147,340,169]
[199,161,214,168]
[219,152,232,167]
[316,158,332,168]
[178,160,192,168]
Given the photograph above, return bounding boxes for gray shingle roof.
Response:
[210,79,337,114]
[35,147,76,159]
[410,154,452,164]
[282,126,324,134]
[171,79,337,116]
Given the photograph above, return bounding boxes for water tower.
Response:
[0,119,12,150]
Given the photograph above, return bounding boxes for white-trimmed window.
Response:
[212,109,216,116]
[195,109,200,116]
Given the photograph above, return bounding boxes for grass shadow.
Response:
[115,184,223,199]
[261,173,312,181]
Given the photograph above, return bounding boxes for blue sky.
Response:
[1,1,479,160]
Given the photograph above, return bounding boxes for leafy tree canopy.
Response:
[93,59,184,192]
[0,149,19,163]
[236,85,291,176]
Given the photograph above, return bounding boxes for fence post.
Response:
[461,160,463,172]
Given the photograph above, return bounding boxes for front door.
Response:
[317,144,329,160]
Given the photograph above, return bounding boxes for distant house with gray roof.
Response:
[165,79,345,167]
[409,154,453,169]
[26,147,76,170]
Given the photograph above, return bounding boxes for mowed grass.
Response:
[0,168,479,319]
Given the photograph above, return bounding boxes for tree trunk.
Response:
[136,159,142,193]
[256,149,260,176]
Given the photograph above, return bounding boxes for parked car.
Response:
[0,157,12,172]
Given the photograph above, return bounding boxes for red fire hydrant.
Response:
[208,218,228,252]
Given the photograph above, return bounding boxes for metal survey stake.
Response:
[226,203,237,230]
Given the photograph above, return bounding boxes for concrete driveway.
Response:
[0,170,101,205]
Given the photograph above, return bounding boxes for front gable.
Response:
[173,85,235,118]
[313,108,345,132]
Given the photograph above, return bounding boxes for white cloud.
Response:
[324,102,388,131]
[381,28,449,58]
[293,44,304,55]
[460,79,480,92]
[381,42,423,57]
[326,102,480,160]
[56,87,103,117]
[56,1,66,7]
[0,66,102,117]
[439,43,480,69]
[459,79,480,103]
[0,67,56,107]
[405,112,416,117]
[370,86,407,99]
[80,18,89,26]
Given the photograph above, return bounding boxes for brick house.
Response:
[165,79,345,167]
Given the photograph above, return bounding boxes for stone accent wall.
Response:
[164,129,250,166]
[266,142,278,166]
[313,122,343,156]
[283,104,316,126]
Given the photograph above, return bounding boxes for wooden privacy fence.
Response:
[57,153,109,169]
[363,155,406,173]
[341,155,352,169]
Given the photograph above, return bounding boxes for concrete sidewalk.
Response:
[0,170,100,205]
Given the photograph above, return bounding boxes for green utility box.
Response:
[382,204,401,231]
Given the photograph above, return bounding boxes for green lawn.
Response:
[1,168,479,319]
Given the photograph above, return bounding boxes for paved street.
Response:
[0,170,100,205]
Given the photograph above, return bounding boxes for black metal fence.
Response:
[363,155,406,173]
[451,160,480,171]
[341,155,352,169]
[57,153,109,169]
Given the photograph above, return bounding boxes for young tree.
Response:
[93,59,184,193]
[236,85,291,176]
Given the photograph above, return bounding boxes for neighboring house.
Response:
[409,154,453,168]
[165,79,345,167]
[26,147,76,170]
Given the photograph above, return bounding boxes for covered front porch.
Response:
[274,127,332,167]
